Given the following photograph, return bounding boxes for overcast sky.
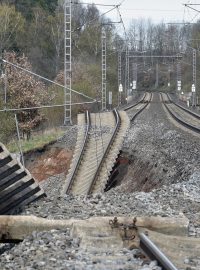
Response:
[83,0,200,27]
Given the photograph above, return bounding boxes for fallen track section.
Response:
[0,143,45,214]
[125,92,152,121]
[161,93,200,133]
[62,109,129,195]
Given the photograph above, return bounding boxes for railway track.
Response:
[62,109,129,195]
[125,92,152,121]
[0,143,45,214]
[124,92,147,111]
[139,232,177,270]
[109,217,178,270]
[161,92,200,133]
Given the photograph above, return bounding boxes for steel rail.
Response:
[139,233,178,270]
[63,111,91,194]
[124,92,147,111]
[130,93,152,122]
[167,93,200,120]
[161,93,200,133]
[87,109,121,195]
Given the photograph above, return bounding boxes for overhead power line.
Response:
[0,101,96,113]
[2,59,95,102]
[116,6,127,40]
[72,2,117,7]
[183,3,200,13]
[121,8,182,12]
[128,55,183,58]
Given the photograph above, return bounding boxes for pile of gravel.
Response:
[22,170,200,237]
[122,93,200,192]
[2,171,200,269]
[57,125,78,150]
[0,230,161,270]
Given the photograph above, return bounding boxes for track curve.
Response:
[62,110,129,195]
[161,92,200,133]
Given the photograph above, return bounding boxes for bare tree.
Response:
[0,4,25,54]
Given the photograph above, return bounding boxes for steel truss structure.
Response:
[101,28,107,110]
[64,0,72,124]
[118,52,122,106]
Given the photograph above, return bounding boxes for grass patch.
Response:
[6,128,65,153]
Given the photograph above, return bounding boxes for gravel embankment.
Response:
[1,92,200,270]
[122,93,200,192]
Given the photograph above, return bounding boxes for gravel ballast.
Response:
[0,93,200,270]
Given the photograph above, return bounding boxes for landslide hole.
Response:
[106,151,164,193]
[105,151,130,192]
[24,143,73,182]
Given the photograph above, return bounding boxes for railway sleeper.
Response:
[0,143,46,214]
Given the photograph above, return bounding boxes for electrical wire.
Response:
[73,5,118,32]
[116,6,128,41]
[0,101,97,113]
[2,59,95,101]
[120,8,182,12]
[73,2,117,7]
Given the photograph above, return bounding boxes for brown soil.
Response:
[26,147,73,182]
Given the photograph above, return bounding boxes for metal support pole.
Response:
[14,114,24,167]
[125,45,129,103]
[118,52,122,106]
[155,63,159,88]
[177,60,181,93]
[132,62,137,91]
[1,61,7,109]
[64,0,72,124]
[127,48,130,99]
[168,65,171,86]
[4,69,7,109]
[134,63,138,83]
[192,48,196,106]
[101,27,106,110]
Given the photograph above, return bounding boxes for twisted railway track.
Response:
[62,109,129,195]
[161,92,200,133]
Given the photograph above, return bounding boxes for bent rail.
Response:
[63,110,129,195]
[62,111,91,194]
[87,109,121,194]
